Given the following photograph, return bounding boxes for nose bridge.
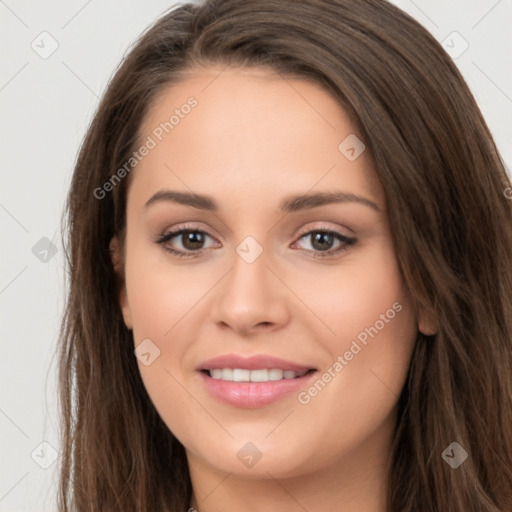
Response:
[211,233,289,332]
[225,235,273,307]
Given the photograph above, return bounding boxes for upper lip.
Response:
[197,354,316,373]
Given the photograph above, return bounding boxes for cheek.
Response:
[123,250,198,435]
[299,238,417,406]
[123,242,218,420]
[124,239,213,341]
[300,237,416,355]
[282,245,418,471]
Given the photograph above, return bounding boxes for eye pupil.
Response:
[311,232,333,251]
[183,231,204,250]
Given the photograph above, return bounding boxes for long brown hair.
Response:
[58,0,512,510]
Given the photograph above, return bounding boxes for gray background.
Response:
[1,1,511,510]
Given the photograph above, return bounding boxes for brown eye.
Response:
[294,229,357,258]
[156,226,218,258]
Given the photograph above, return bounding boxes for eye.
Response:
[292,227,357,258]
[155,224,218,258]
[155,224,357,259]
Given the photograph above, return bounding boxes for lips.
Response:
[197,354,317,408]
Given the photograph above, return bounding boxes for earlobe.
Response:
[418,306,438,336]
[109,236,122,272]
[109,236,133,330]
[119,288,133,330]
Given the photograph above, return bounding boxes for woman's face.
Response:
[114,66,429,480]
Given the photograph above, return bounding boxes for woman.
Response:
[58,0,512,510]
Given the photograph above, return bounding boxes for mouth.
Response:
[201,368,314,382]
[196,354,318,408]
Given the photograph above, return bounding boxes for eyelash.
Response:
[155,223,357,259]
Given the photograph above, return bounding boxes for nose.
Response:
[210,247,290,336]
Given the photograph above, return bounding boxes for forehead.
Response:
[130,66,384,211]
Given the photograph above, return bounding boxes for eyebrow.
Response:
[143,189,382,213]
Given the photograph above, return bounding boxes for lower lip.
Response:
[198,370,317,408]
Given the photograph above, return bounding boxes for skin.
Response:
[111,66,436,512]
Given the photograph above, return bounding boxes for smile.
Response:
[197,354,317,408]
[207,368,310,382]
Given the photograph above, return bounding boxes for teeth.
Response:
[233,369,250,381]
[269,369,284,380]
[249,369,268,382]
[208,368,307,382]
[210,369,223,379]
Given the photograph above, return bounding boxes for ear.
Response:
[417,305,438,336]
[109,236,133,330]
